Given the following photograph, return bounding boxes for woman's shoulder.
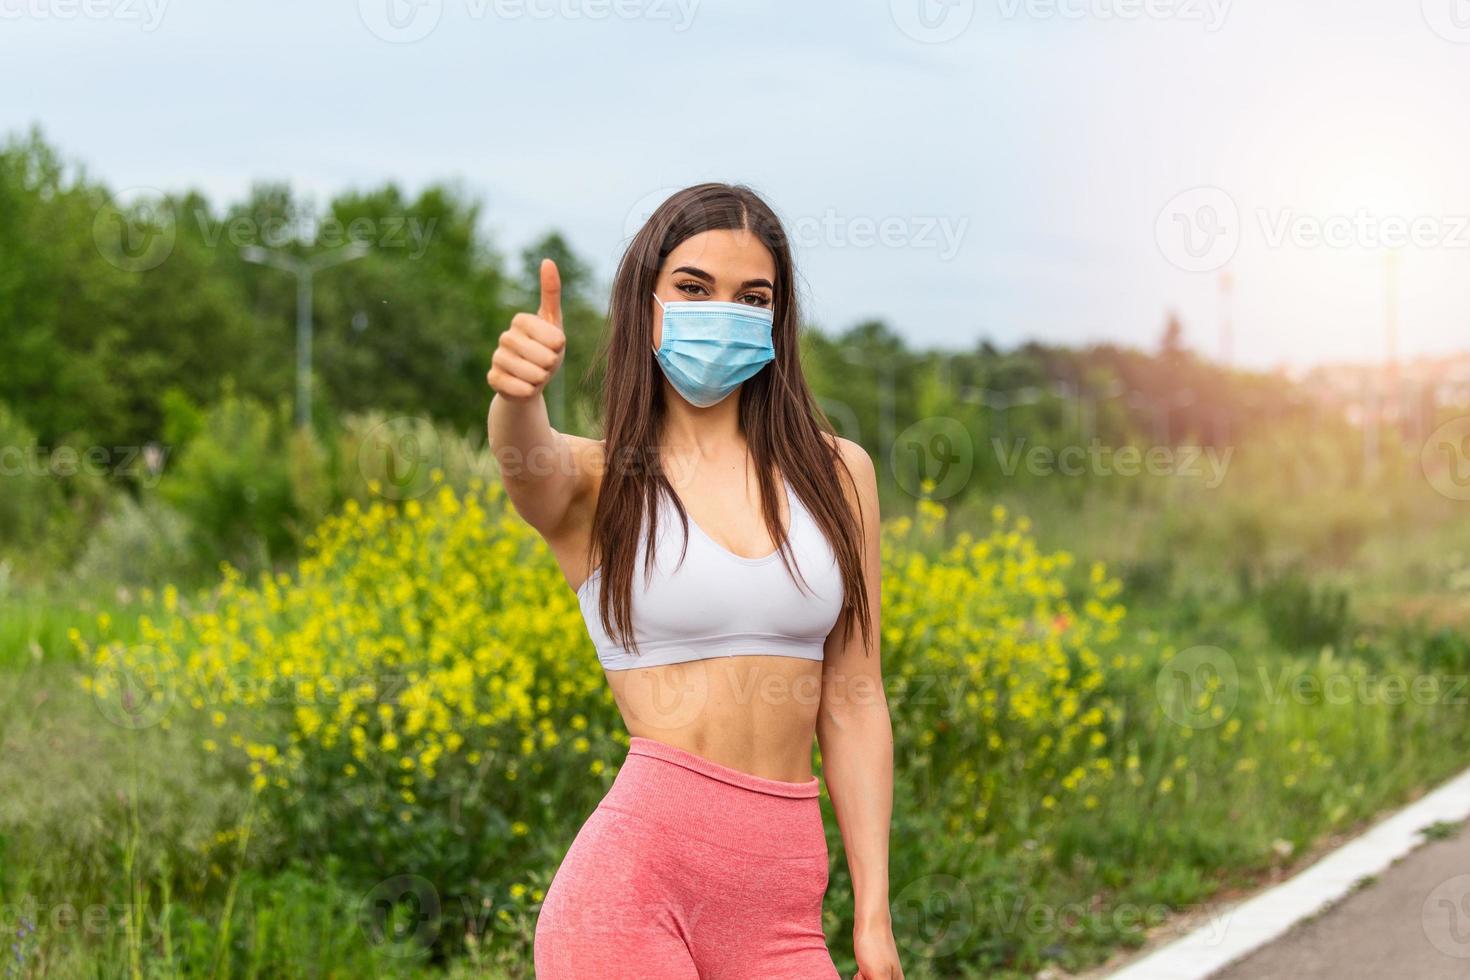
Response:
[820,432,874,477]
[560,432,609,490]
[562,431,605,457]
[818,432,877,517]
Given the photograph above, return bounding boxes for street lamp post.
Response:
[242,242,370,429]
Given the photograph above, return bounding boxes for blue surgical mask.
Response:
[650,293,776,408]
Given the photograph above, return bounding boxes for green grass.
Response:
[0,662,528,979]
[5,459,1469,978]
[7,627,1468,978]
[0,588,150,671]
[889,612,1470,977]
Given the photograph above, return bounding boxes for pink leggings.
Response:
[533,736,840,979]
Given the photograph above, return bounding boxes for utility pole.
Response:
[1385,249,1400,431]
[242,242,369,429]
[1218,269,1233,367]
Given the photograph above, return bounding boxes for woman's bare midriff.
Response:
[603,654,825,784]
[551,439,826,784]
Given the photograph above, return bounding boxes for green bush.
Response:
[69,493,200,592]
[1259,567,1352,651]
[158,387,298,573]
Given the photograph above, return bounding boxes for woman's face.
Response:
[651,229,777,351]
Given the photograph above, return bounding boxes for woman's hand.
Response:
[486,257,584,533]
[852,921,905,980]
[487,258,566,401]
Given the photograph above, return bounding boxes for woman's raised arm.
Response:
[486,258,592,539]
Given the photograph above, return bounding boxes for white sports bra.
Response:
[575,474,845,671]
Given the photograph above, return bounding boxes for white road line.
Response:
[1105,764,1470,980]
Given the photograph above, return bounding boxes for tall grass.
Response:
[4,420,1469,976]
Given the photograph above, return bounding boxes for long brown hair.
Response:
[586,182,874,660]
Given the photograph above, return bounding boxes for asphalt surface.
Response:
[1210,821,1470,979]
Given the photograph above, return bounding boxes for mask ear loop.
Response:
[650,292,666,356]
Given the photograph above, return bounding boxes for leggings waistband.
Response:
[626,736,821,798]
[599,736,827,858]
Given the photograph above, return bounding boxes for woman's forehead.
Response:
[662,229,777,281]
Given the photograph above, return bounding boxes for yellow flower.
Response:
[69,469,1134,901]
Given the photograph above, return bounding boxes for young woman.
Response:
[487,183,904,980]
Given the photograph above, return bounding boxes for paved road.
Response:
[1210,822,1470,979]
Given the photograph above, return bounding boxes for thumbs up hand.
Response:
[488,258,567,401]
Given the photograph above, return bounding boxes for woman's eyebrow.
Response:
[670,266,774,292]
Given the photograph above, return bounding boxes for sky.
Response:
[4,0,1469,370]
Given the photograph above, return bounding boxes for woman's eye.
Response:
[740,294,771,307]
[675,281,708,296]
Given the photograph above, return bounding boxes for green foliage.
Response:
[69,493,199,593]
[1259,567,1353,652]
[57,480,1469,978]
[0,402,67,558]
[0,129,515,453]
[0,129,261,449]
[157,388,298,571]
[0,400,118,580]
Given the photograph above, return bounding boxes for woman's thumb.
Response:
[538,258,563,328]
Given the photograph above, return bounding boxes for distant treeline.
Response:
[2,127,1331,482]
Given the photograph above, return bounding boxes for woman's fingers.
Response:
[488,346,551,399]
[501,322,561,369]
[509,311,565,354]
